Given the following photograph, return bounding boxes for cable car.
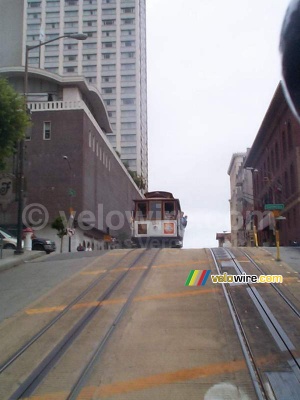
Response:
[131,191,186,248]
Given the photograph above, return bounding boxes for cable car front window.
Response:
[149,201,162,220]
[164,201,175,219]
[136,202,147,220]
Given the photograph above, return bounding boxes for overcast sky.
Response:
[146,0,291,248]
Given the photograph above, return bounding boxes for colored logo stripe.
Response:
[185,270,211,286]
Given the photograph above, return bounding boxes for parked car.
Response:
[0,228,20,249]
[0,227,56,254]
[32,237,56,254]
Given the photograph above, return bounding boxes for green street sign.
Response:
[68,188,76,197]
[264,204,284,211]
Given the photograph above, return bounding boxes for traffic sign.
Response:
[264,204,285,211]
[67,228,75,236]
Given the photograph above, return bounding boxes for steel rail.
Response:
[210,248,267,400]
[67,248,162,400]
[222,249,300,373]
[7,249,149,399]
[241,249,300,319]
[0,249,138,374]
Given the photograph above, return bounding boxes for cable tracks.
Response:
[0,248,161,399]
[210,247,300,400]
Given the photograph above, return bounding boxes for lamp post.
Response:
[15,33,87,254]
[63,155,74,253]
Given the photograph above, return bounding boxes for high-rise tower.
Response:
[23,0,148,184]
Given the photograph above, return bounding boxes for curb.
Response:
[0,251,46,273]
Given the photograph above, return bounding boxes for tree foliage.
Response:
[0,79,30,169]
[122,161,146,190]
[51,216,67,253]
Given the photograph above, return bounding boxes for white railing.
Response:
[28,100,83,111]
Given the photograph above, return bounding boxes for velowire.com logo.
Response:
[185,270,211,286]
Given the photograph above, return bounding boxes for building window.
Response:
[102,8,116,15]
[121,146,136,154]
[122,41,135,47]
[121,63,135,71]
[43,122,51,140]
[25,126,32,141]
[121,86,135,94]
[287,122,293,151]
[122,122,136,129]
[121,110,136,117]
[65,0,78,5]
[275,142,280,167]
[121,74,135,82]
[121,134,136,142]
[121,18,134,25]
[102,76,116,83]
[122,98,135,105]
[28,2,41,8]
[121,7,134,13]
[103,19,115,25]
[64,67,76,73]
[290,164,296,193]
[103,87,115,94]
[102,64,116,71]
[104,99,116,106]
[282,130,287,158]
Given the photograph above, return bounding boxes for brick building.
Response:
[0,68,142,251]
[245,82,300,246]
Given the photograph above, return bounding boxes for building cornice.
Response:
[227,153,246,176]
[0,66,112,134]
[244,81,289,168]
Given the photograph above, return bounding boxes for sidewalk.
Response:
[262,246,300,274]
[0,249,46,272]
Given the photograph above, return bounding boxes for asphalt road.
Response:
[0,250,107,322]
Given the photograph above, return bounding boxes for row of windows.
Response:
[88,131,111,170]
[32,0,134,7]
[101,63,136,71]
[103,19,135,25]
[104,98,136,106]
[102,75,136,83]
[257,122,294,181]
[102,87,136,94]
[254,163,297,202]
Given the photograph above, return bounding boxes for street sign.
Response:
[68,188,76,197]
[67,228,75,236]
[264,204,285,211]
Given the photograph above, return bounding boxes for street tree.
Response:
[51,216,67,253]
[0,79,30,169]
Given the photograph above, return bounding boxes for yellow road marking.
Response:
[25,288,218,315]
[81,261,209,276]
[81,265,148,275]
[25,353,284,400]
[24,359,247,400]
[152,260,209,269]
